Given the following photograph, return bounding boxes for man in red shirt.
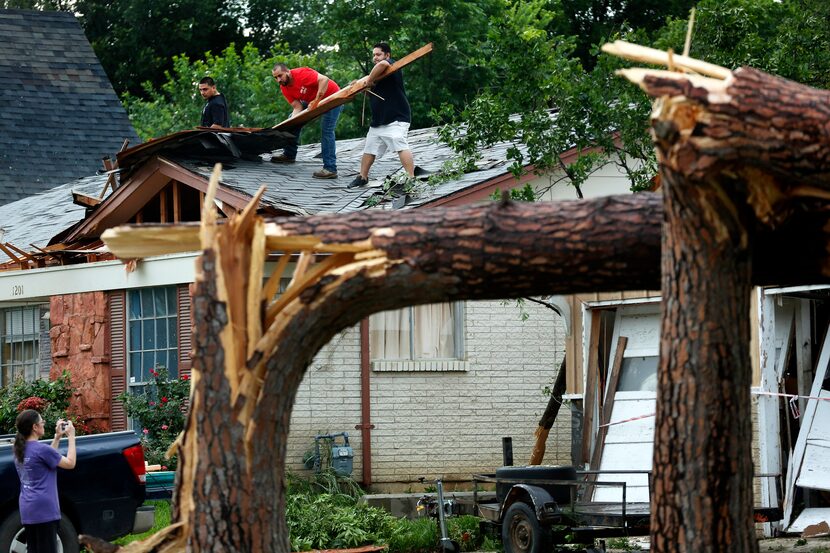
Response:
[271,63,343,179]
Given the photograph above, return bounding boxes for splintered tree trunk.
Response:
[654,169,755,552]
[602,41,830,552]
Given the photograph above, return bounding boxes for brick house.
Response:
[0,123,643,489]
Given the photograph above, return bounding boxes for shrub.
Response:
[118,366,190,470]
[284,470,485,553]
[447,515,483,552]
[0,371,93,437]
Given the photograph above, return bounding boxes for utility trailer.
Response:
[470,466,783,553]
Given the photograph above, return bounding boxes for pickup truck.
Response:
[0,431,154,553]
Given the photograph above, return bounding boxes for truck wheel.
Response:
[501,502,552,553]
[0,511,79,553]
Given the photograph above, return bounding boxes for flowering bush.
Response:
[16,396,49,413]
[118,366,190,470]
[0,371,96,437]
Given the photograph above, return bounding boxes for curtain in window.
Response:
[370,303,456,360]
[370,308,411,359]
[413,303,455,358]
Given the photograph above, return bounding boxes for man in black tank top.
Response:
[347,42,416,188]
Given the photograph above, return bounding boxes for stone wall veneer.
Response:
[50,292,111,432]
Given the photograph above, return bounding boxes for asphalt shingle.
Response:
[0,9,139,205]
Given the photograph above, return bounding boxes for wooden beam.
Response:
[586,336,628,496]
[272,43,433,130]
[0,243,22,264]
[73,191,103,208]
[173,181,181,223]
[4,242,37,262]
[581,310,602,465]
[160,182,169,223]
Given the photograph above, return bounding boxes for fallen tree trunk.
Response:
[529,358,567,465]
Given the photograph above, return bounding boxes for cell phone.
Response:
[60,422,68,431]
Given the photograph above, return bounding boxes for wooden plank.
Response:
[581,310,603,464]
[173,181,181,223]
[73,191,102,208]
[4,242,37,262]
[796,299,813,414]
[0,242,21,263]
[795,389,830,491]
[160,183,169,223]
[272,43,433,130]
[587,336,627,496]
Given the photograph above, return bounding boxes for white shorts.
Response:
[363,121,410,157]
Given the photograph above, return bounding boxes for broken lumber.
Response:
[272,43,433,130]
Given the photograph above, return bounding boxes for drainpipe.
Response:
[355,318,374,486]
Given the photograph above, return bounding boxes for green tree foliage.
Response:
[656,0,830,89]
[74,0,245,96]
[436,0,656,194]
[245,0,327,54]
[123,43,334,141]
[321,0,501,130]
[1,0,70,8]
[554,0,697,68]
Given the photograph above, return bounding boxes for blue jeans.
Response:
[283,104,343,172]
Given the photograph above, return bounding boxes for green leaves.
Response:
[117,366,190,470]
[0,371,75,435]
[436,0,654,195]
[123,43,325,140]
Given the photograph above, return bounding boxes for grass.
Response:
[113,500,171,546]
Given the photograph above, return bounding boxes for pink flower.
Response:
[149,401,156,407]
[181,374,190,381]
[161,397,168,403]
[161,466,168,470]
[150,369,158,377]
[161,424,168,430]
[142,428,149,434]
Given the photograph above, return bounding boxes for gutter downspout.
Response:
[355,318,374,486]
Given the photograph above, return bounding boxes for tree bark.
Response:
[604,53,830,553]
[653,169,756,553]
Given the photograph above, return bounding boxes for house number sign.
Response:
[12,284,23,296]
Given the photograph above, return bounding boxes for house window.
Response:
[127,286,178,385]
[0,305,42,386]
[370,302,464,361]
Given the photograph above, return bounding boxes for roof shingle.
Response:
[0,9,139,205]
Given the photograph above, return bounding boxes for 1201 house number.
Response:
[11,284,23,296]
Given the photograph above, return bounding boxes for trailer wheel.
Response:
[501,502,551,553]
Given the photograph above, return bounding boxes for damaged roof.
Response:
[0,9,139,205]
[0,122,533,265]
[176,125,528,215]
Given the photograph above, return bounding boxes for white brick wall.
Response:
[285,299,570,488]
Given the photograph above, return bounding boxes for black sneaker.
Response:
[347,176,368,188]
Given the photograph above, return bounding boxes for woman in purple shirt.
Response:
[14,410,76,553]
